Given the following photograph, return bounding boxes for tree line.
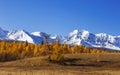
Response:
[0,40,108,62]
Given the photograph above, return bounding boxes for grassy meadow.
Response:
[0,53,120,75]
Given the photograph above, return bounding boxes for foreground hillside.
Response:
[0,41,119,75]
[0,53,120,75]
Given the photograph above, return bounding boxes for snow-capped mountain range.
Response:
[65,30,120,50]
[0,27,120,50]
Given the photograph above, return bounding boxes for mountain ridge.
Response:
[0,27,120,50]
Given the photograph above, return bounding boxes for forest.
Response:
[0,40,108,62]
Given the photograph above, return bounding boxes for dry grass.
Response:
[0,70,120,75]
[0,70,79,75]
[0,53,120,75]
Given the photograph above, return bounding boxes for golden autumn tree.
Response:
[92,49,98,53]
[63,44,69,54]
[39,43,50,56]
[0,40,6,50]
[0,50,6,61]
[33,44,40,57]
[84,46,91,53]
[25,44,33,57]
[49,40,64,63]
[67,45,72,53]
[79,45,84,53]
[73,45,80,54]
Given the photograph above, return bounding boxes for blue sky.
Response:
[0,0,120,35]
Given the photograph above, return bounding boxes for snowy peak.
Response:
[7,30,45,44]
[66,30,90,45]
[96,33,115,43]
[80,30,90,39]
[69,29,79,36]
[69,29,89,35]
[31,32,49,37]
[68,29,90,40]
[69,30,89,37]
[8,30,34,43]
[31,32,41,36]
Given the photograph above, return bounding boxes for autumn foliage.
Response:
[0,40,108,61]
